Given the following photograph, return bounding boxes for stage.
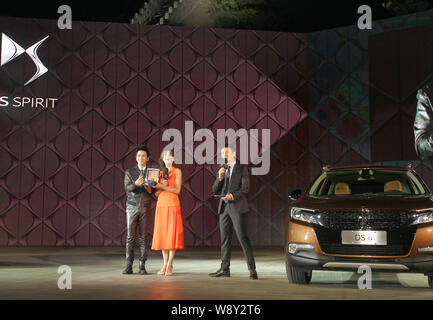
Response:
[0,247,431,300]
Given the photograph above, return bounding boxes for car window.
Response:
[308,170,427,196]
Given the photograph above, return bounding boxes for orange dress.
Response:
[151,167,184,250]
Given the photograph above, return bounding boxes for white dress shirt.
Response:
[137,165,147,174]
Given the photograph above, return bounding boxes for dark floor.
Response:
[0,247,432,299]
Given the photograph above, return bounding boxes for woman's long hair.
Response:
[159,149,177,171]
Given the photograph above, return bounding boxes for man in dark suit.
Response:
[209,146,258,280]
[123,146,154,275]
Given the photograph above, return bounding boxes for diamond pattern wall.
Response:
[0,18,307,246]
[1,11,433,247]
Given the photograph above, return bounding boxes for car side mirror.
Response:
[288,189,302,201]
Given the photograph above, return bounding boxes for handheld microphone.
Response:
[221,158,229,169]
[163,167,169,180]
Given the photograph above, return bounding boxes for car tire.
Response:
[428,275,433,289]
[285,257,312,284]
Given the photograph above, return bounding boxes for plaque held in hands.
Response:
[144,168,160,187]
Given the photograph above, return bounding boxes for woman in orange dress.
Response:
[151,149,184,276]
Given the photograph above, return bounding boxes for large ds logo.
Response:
[1,33,49,86]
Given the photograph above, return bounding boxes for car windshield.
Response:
[308,169,427,196]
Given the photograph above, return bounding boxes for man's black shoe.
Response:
[209,269,230,277]
[122,264,133,275]
[138,262,148,275]
[249,269,258,280]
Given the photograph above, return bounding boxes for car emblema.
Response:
[286,165,433,288]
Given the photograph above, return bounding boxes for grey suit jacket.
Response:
[212,163,250,214]
[124,165,154,209]
[414,82,433,159]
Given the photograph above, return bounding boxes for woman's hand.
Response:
[155,179,168,189]
[150,178,160,188]
[153,182,165,190]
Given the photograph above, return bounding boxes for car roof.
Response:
[324,165,410,172]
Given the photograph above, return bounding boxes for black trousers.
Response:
[219,203,256,271]
[125,205,149,263]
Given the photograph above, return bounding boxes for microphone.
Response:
[163,167,169,180]
[221,158,229,169]
[218,159,228,181]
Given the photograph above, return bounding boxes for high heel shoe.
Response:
[157,266,167,275]
[165,265,173,276]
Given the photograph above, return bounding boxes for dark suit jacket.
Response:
[414,81,433,159]
[124,165,154,209]
[212,163,250,214]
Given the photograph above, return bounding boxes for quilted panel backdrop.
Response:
[0,17,307,246]
[1,11,433,247]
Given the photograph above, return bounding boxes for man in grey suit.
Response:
[123,146,154,275]
[209,146,258,280]
[414,80,433,159]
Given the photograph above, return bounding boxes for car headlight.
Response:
[410,209,433,226]
[290,207,324,226]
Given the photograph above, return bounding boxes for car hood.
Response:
[293,194,433,211]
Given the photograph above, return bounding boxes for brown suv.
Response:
[285,165,433,287]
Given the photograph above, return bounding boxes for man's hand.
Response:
[218,167,226,180]
[221,194,233,201]
[135,175,144,186]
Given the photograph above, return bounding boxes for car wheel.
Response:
[285,257,312,284]
[428,275,433,289]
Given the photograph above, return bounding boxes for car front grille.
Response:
[314,210,416,256]
[320,210,410,231]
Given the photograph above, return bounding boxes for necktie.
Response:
[223,166,231,196]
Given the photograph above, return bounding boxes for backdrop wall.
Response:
[1,12,433,247]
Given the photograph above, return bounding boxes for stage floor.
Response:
[0,247,432,299]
